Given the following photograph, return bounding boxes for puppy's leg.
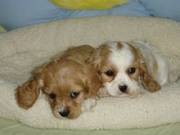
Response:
[81,98,97,112]
[97,87,110,98]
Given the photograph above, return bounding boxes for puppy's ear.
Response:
[131,46,161,92]
[86,49,100,70]
[86,44,110,73]
[139,63,161,92]
[16,77,43,109]
[16,66,45,109]
[84,65,102,98]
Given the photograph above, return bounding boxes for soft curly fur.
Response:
[16,45,102,119]
[0,16,180,129]
[89,40,170,97]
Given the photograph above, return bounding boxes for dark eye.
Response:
[105,69,114,77]
[70,91,80,99]
[49,93,56,99]
[127,67,136,75]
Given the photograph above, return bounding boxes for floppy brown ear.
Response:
[86,49,100,71]
[84,65,102,98]
[86,44,110,75]
[15,77,42,109]
[139,63,161,92]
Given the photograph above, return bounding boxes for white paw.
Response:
[97,88,110,98]
[81,98,97,112]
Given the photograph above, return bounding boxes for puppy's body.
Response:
[16,45,102,119]
[90,40,170,97]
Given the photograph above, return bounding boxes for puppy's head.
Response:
[16,56,101,119]
[89,41,160,97]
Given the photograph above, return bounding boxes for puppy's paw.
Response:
[97,88,110,98]
[81,98,97,112]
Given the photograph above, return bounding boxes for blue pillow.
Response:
[0,0,150,30]
[63,0,150,18]
[0,0,64,30]
[139,0,180,21]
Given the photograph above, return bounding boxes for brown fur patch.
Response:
[15,45,102,119]
[117,41,123,49]
[16,79,40,109]
[89,44,118,83]
[128,42,161,92]
[139,63,161,92]
[126,43,141,81]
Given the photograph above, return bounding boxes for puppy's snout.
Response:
[119,85,128,93]
[59,108,70,117]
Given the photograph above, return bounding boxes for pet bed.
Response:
[0,16,180,129]
[0,118,180,135]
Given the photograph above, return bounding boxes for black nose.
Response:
[59,108,70,117]
[119,85,128,93]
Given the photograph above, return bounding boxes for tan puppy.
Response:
[16,45,102,119]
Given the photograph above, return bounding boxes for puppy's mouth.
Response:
[118,83,143,97]
[53,106,81,119]
[118,84,128,93]
[122,88,142,98]
[58,107,70,118]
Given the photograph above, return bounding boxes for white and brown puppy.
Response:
[90,40,169,97]
[16,45,102,119]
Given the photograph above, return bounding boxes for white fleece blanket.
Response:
[0,16,180,129]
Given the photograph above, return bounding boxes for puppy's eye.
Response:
[105,69,114,77]
[70,91,80,99]
[127,67,136,75]
[49,93,56,99]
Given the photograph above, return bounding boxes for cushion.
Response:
[140,0,180,21]
[0,0,149,30]
[0,16,180,129]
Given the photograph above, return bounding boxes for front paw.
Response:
[97,88,110,98]
[81,98,97,112]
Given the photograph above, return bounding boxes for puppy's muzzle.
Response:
[59,107,70,117]
[119,84,128,93]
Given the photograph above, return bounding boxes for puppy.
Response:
[16,45,102,119]
[89,40,169,97]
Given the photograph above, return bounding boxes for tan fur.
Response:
[139,62,161,92]
[87,44,119,97]
[89,41,161,96]
[128,44,161,92]
[16,79,40,109]
[117,41,123,49]
[127,43,140,82]
[88,44,119,83]
[16,45,102,119]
